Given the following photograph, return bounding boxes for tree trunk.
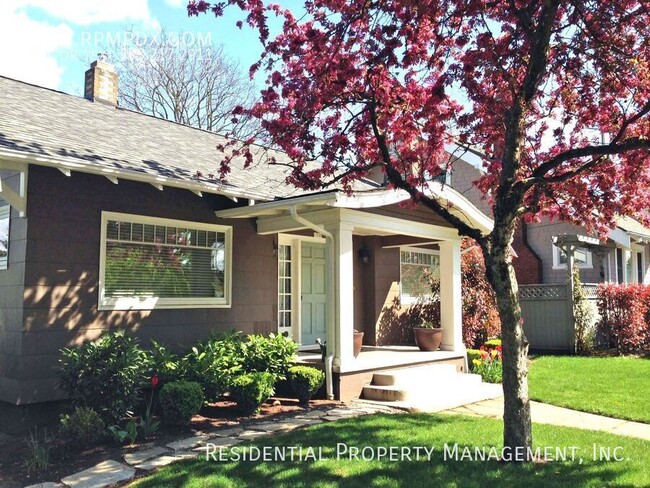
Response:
[484,226,532,459]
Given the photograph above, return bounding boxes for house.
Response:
[447,150,650,286]
[447,146,650,352]
[0,60,493,425]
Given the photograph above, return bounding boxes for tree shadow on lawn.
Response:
[133,415,643,488]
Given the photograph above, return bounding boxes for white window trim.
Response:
[632,244,645,284]
[0,205,9,270]
[98,211,232,310]
[552,244,593,270]
[399,246,440,306]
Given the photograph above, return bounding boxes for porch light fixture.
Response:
[272,240,279,257]
[358,247,371,264]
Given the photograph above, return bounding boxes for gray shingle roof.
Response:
[0,75,373,200]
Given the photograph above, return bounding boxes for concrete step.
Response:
[372,364,458,386]
[362,384,412,402]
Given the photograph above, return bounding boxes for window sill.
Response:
[99,297,231,311]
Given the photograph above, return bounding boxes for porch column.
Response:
[325,222,355,369]
[439,239,463,352]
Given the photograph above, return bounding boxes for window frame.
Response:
[399,246,440,306]
[98,211,233,310]
[552,244,593,270]
[0,205,9,270]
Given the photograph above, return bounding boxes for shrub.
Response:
[180,332,297,401]
[573,266,596,354]
[159,380,204,426]
[483,338,502,348]
[466,348,482,365]
[597,283,650,353]
[230,372,275,415]
[181,333,245,401]
[58,332,150,422]
[59,407,106,446]
[461,245,501,348]
[239,333,298,381]
[288,366,325,404]
[145,340,181,385]
[470,345,503,383]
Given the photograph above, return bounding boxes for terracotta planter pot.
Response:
[353,332,364,357]
[414,327,443,351]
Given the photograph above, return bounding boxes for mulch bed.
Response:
[0,397,340,488]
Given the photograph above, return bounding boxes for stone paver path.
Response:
[443,398,650,441]
[60,460,135,488]
[32,403,390,488]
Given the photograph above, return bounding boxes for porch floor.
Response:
[297,346,465,374]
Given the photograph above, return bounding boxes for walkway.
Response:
[442,398,650,441]
[23,402,399,488]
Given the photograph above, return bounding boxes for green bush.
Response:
[483,338,502,348]
[180,332,297,401]
[159,380,204,426]
[288,366,325,404]
[239,333,298,382]
[230,372,275,415]
[58,332,150,422]
[59,407,106,446]
[181,333,245,401]
[467,349,482,365]
[145,340,181,385]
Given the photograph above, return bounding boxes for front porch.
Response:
[216,185,492,401]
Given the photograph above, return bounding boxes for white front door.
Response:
[300,242,327,346]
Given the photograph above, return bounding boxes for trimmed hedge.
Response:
[289,366,325,404]
[230,372,275,415]
[159,380,204,425]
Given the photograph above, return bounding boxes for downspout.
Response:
[288,206,336,400]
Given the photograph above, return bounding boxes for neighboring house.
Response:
[447,147,650,352]
[448,150,650,286]
[0,60,492,420]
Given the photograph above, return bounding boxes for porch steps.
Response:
[361,364,502,411]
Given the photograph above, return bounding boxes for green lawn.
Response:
[131,413,650,487]
[528,355,650,423]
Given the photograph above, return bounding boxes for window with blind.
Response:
[99,212,232,310]
[400,248,440,304]
[0,205,9,270]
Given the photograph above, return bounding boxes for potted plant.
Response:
[353,330,364,357]
[413,322,443,351]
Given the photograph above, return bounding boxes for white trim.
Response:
[0,205,9,270]
[98,211,233,310]
[276,233,326,345]
[0,149,271,202]
[399,246,441,306]
[552,244,592,270]
[632,245,646,284]
[215,182,493,235]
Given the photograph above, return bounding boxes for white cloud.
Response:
[164,0,186,7]
[12,0,153,26]
[0,3,73,89]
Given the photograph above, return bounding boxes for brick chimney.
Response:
[84,56,118,106]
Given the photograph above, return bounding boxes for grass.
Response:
[130,413,650,487]
[528,355,650,423]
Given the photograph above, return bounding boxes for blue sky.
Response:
[0,0,303,95]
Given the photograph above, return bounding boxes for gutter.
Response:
[288,206,336,400]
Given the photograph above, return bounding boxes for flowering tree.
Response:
[189,0,650,456]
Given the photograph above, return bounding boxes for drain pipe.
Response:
[288,206,336,400]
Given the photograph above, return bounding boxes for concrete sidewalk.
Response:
[442,398,650,441]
